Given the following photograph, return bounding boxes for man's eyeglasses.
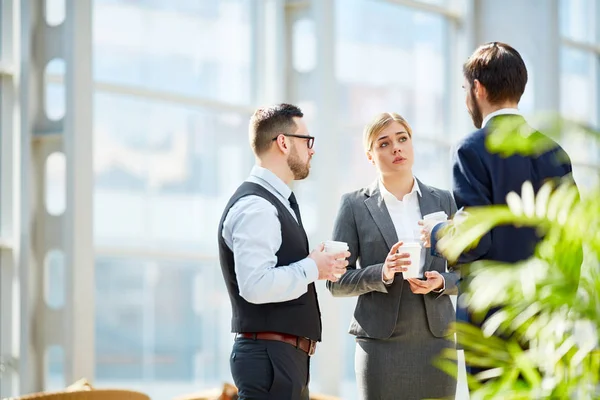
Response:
[272,133,315,149]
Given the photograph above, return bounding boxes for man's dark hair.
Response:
[463,42,528,105]
[249,103,304,155]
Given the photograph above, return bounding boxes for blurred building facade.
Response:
[0,0,599,399]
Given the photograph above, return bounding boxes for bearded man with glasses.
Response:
[218,103,350,400]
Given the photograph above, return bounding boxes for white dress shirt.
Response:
[379,178,425,274]
[481,108,521,128]
[222,166,318,304]
[379,179,446,291]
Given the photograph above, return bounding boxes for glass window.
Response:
[560,0,599,43]
[335,0,450,138]
[92,4,258,396]
[0,8,3,59]
[93,0,254,105]
[326,0,451,196]
[46,346,65,391]
[414,140,451,189]
[572,164,600,189]
[560,47,597,125]
[307,296,357,398]
[94,93,253,252]
[417,0,450,6]
[0,85,3,232]
[45,0,66,26]
[559,46,599,165]
[95,257,232,398]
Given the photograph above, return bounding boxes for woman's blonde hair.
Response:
[363,112,413,151]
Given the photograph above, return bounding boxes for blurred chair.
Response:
[7,391,150,400]
[5,379,150,400]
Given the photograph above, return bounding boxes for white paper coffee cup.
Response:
[400,242,422,279]
[324,240,348,278]
[423,211,448,222]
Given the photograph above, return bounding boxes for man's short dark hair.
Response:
[463,42,528,105]
[249,103,304,156]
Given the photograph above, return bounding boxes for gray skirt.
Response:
[354,280,457,400]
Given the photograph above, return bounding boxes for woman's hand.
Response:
[407,271,444,294]
[382,241,411,281]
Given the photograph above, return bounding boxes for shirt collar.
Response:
[249,165,292,200]
[378,177,421,202]
[482,108,521,128]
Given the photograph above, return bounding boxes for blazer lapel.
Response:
[364,181,398,251]
[416,179,442,272]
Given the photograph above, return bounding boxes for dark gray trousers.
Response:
[231,337,310,400]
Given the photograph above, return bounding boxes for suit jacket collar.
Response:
[364,177,442,271]
[364,181,398,250]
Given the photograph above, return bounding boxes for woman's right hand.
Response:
[382,241,411,281]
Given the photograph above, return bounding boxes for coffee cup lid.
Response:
[423,211,448,220]
[324,240,348,247]
[400,242,421,248]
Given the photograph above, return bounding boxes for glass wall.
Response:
[335,0,452,190]
[91,0,255,397]
[560,0,600,189]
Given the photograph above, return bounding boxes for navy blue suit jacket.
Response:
[434,114,576,324]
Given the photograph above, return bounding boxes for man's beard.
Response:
[469,89,483,129]
[287,143,310,180]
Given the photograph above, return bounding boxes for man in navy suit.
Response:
[421,42,576,374]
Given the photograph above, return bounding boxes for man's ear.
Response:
[473,79,487,100]
[274,135,290,154]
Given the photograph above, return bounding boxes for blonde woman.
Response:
[327,113,458,400]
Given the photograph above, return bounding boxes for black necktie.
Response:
[288,192,304,229]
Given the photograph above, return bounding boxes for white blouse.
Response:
[379,179,426,275]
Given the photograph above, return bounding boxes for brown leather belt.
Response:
[237,332,317,356]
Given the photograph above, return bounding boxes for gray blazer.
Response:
[327,178,459,339]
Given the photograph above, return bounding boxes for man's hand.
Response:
[420,208,470,248]
[382,241,411,281]
[407,271,444,294]
[309,243,350,282]
[418,220,443,248]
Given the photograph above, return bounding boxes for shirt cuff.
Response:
[300,257,319,283]
[432,275,446,293]
[382,268,394,285]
